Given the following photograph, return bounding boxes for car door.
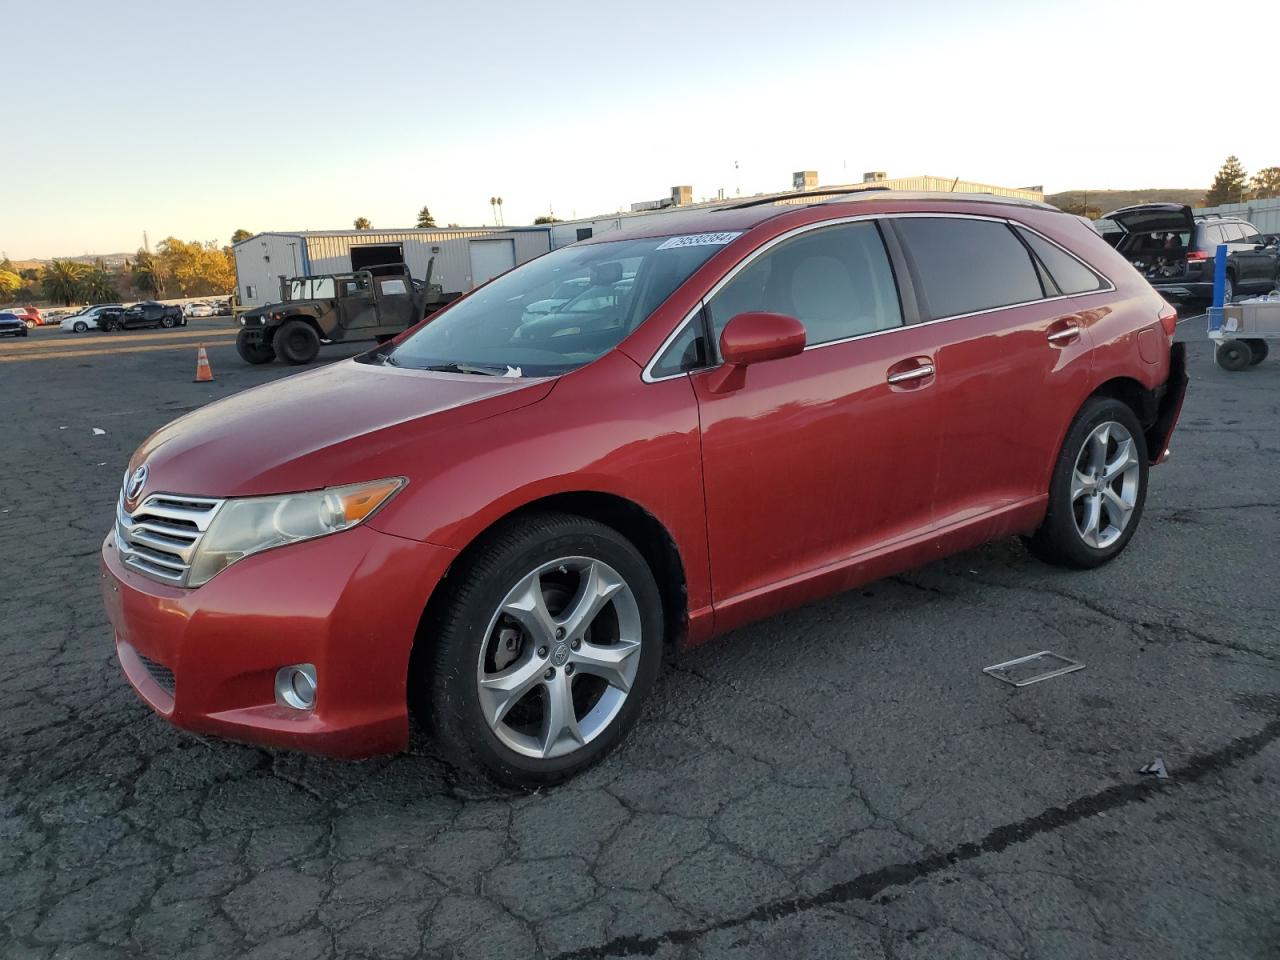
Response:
[888,216,1099,528]
[688,219,941,609]
[1234,223,1271,288]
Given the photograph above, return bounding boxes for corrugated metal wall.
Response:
[235,234,307,308]
[1192,199,1280,234]
[302,229,550,294]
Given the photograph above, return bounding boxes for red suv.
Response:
[102,192,1187,786]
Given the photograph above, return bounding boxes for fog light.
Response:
[275,664,317,710]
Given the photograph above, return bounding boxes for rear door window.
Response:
[1014,227,1106,294]
[1238,224,1263,245]
[705,220,903,349]
[894,217,1043,319]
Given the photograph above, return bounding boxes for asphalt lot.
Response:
[1,317,1277,960]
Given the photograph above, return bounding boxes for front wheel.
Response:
[18,327,28,337]
[418,513,664,787]
[275,320,320,364]
[160,316,175,328]
[1026,397,1148,570]
[236,329,276,364]
[73,321,87,333]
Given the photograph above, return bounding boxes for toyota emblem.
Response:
[126,464,148,503]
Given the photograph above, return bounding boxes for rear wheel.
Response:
[160,316,175,328]
[419,513,663,787]
[1223,273,1235,304]
[24,319,35,329]
[275,320,320,364]
[1244,338,1269,365]
[1215,340,1252,371]
[236,329,276,364]
[1027,397,1148,569]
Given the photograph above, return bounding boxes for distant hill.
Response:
[1047,188,1205,218]
[11,253,132,271]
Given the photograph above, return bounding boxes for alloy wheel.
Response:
[1070,420,1141,549]
[476,556,642,760]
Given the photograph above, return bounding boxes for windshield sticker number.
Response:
[655,232,742,251]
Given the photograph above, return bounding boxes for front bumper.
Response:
[101,524,456,758]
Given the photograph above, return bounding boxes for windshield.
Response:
[362,235,730,376]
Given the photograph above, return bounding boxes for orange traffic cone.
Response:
[194,344,214,382]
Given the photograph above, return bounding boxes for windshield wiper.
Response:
[423,362,515,377]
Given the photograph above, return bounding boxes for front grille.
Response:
[115,492,223,586]
[138,653,175,694]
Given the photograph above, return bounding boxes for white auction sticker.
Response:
[655,232,742,251]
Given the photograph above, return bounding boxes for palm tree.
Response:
[82,267,119,303]
[131,251,164,297]
[41,259,87,305]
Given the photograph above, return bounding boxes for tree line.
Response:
[0,230,253,306]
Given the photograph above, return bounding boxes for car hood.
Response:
[1097,203,1195,236]
[128,360,555,499]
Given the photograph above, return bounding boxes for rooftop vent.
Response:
[863,171,888,182]
[792,171,819,191]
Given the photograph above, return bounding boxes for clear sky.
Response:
[5,0,1274,259]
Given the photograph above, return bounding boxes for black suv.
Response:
[100,301,186,331]
[1096,204,1279,304]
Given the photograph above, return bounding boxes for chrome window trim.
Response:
[641,212,1116,383]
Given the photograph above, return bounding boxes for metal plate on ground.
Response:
[983,651,1084,687]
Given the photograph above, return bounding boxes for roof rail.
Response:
[716,187,891,210]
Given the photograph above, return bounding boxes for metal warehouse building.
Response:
[549,172,1045,248]
[232,227,552,309]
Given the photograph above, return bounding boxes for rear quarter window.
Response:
[894,217,1043,319]
[1014,227,1106,295]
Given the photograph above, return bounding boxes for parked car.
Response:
[0,311,29,337]
[60,304,124,333]
[212,299,232,317]
[1095,204,1280,304]
[101,301,185,331]
[184,302,214,318]
[3,306,44,328]
[103,191,1187,787]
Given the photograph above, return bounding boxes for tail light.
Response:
[1158,302,1178,338]
[1185,250,1210,261]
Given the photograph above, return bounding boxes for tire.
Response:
[419,512,664,787]
[24,319,35,329]
[1223,273,1234,305]
[73,321,87,333]
[236,329,276,364]
[160,316,175,328]
[1215,340,1252,372]
[1244,338,1269,365]
[275,320,321,364]
[1026,397,1149,570]
[18,327,28,337]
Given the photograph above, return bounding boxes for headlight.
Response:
[239,316,246,325]
[187,478,405,586]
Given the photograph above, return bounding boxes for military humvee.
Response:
[235,261,442,365]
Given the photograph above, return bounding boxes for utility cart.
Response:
[1208,243,1280,371]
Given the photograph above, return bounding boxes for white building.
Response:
[549,172,1045,249]
[232,227,552,309]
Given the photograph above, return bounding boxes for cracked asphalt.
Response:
[1,321,1278,959]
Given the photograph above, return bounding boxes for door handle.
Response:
[1046,321,1081,345]
[886,362,935,385]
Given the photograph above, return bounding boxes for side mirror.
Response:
[706,311,806,393]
